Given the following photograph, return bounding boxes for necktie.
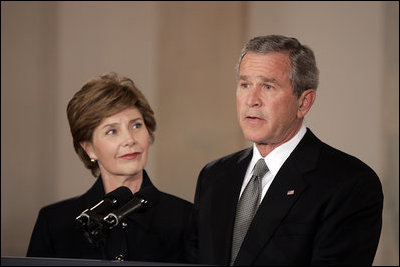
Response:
[230,158,268,265]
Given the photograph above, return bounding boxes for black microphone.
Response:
[103,192,148,229]
[79,188,150,248]
[75,186,133,228]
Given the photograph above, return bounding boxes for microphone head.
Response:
[104,186,134,208]
[76,186,134,248]
[102,191,149,230]
[75,186,134,228]
[133,186,154,206]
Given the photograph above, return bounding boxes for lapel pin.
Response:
[287,189,295,196]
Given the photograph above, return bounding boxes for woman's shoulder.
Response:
[37,195,83,218]
[150,191,192,227]
[157,191,193,208]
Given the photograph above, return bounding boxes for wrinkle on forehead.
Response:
[239,52,292,88]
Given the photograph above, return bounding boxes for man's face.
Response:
[236,52,304,146]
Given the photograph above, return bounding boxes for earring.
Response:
[90,158,96,163]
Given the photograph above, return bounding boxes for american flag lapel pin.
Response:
[287,189,295,196]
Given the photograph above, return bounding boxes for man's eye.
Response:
[265,84,273,90]
[106,129,116,135]
[241,83,249,88]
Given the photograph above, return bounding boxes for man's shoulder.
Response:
[202,147,252,171]
[304,128,380,181]
[321,141,379,178]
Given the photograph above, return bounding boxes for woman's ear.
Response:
[297,89,316,118]
[80,141,96,160]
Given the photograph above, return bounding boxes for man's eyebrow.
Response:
[259,76,278,84]
[238,75,249,81]
[239,75,278,84]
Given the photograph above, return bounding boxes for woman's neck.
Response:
[101,171,143,195]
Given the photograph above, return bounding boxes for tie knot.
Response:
[253,159,268,179]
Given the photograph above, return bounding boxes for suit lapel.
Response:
[235,129,321,265]
[211,148,253,264]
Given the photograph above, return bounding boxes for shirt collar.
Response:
[251,124,307,176]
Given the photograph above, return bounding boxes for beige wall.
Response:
[154,1,246,201]
[1,1,398,265]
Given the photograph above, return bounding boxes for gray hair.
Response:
[236,35,319,97]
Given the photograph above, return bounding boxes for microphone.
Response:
[103,194,148,229]
[75,186,133,228]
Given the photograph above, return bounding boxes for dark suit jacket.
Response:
[27,170,193,263]
[187,129,383,266]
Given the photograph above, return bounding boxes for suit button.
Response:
[122,222,128,228]
[114,254,125,261]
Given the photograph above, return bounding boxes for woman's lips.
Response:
[120,152,141,160]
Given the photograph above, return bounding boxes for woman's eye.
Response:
[106,129,117,135]
[133,123,142,129]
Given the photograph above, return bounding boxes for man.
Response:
[186,35,383,265]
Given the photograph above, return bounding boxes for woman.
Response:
[27,72,193,263]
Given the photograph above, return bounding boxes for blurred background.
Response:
[1,1,398,265]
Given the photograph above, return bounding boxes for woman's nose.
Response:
[122,132,135,146]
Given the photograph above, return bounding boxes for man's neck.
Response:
[255,123,303,157]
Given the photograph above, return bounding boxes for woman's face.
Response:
[81,107,150,180]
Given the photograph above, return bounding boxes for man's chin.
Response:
[243,134,267,144]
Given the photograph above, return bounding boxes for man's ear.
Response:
[80,141,96,160]
[297,89,316,119]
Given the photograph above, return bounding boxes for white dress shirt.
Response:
[239,124,307,203]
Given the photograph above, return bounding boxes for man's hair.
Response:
[236,35,319,97]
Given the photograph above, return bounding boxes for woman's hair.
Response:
[236,35,319,97]
[67,72,156,177]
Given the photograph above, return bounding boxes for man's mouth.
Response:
[246,115,263,120]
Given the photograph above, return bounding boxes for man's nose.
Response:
[246,87,261,107]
